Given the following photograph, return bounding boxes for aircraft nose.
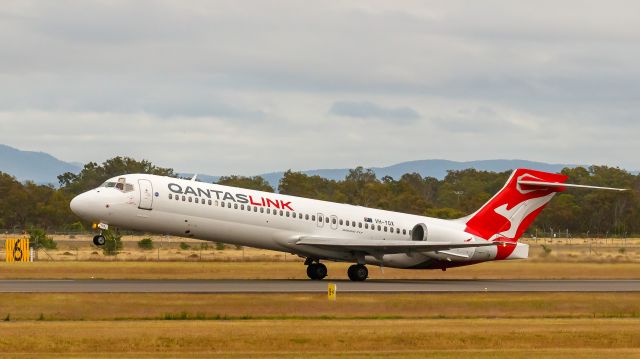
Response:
[70,192,92,218]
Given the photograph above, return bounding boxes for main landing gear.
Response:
[347,264,368,282]
[304,258,369,281]
[305,258,328,280]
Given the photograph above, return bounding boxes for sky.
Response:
[1,0,640,175]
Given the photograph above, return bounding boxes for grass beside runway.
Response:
[0,319,638,358]
[1,292,639,321]
[1,292,639,357]
[0,261,638,280]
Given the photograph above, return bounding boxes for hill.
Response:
[0,144,81,185]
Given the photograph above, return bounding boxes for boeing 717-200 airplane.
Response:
[70,168,625,281]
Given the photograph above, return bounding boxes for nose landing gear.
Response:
[93,234,106,246]
[92,222,108,246]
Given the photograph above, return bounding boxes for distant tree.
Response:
[179,242,190,250]
[216,175,274,192]
[58,157,175,195]
[278,170,343,201]
[137,238,154,250]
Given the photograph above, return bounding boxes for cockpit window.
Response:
[99,178,134,193]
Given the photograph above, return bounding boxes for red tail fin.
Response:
[463,169,568,242]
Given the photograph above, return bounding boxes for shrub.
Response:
[102,229,123,256]
[541,244,552,256]
[28,228,57,249]
[179,242,190,250]
[137,238,154,250]
[215,242,225,250]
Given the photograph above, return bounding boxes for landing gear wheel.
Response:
[93,235,106,246]
[347,264,368,281]
[306,263,328,280]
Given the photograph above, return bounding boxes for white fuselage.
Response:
[70,174,525,269]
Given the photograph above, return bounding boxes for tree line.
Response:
[1,156,638,237]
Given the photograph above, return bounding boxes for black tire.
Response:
[347,264,368,281]
[306,263,327,280]
[93,235,106,246]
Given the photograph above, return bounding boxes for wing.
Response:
[296,236,505,255]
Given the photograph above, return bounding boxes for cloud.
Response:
[0,1,639,174]
[329,101,420,122]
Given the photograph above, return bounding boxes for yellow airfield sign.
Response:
[5,238,30,263]
[328,283,337,301]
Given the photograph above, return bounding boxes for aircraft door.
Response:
[330,215,338,230]
[317,213,324,228]
[138,179,154,210]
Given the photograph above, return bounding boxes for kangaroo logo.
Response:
[464,169,567,242]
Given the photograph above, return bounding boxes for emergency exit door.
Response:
[138,179,154,210]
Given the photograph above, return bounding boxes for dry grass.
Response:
[0,319,638,357]
[0,292,639,321]
[0,260,638,280]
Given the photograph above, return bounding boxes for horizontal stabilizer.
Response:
[518,180,627,192]
[296,236,506,255]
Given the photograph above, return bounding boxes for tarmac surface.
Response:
[0,279,638,293]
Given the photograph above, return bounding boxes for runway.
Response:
[0,279,638,293]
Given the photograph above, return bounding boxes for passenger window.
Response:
[358,222,362,228]
[326,217,330,223]
[384,226,388,232]
[182,196,186,201]
[312,215,316,221]
[214,200,218,206]
[280,210,284,216]
[332,218,337,224]
[396,228,400,234]
[241,204,244,210]
[208,200,212,205]
[234,204,238,209]
[188,197,192,203]
[352,221,356,227]
[403,229,406,235]
[365,223,368,229]
[169,194,173,199]
[227,203,231,208]
[377,225,381,231]
[254,207,258,212]
[266,208,270,214]
[175,195,179,201]
[286,212,290,217]
[299,213,303,219]
[195,198,199,204]
[339,219,343,225]
[260,208,264,213]
[305,214,309,220]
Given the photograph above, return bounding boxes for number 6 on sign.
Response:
[328,283,336,301]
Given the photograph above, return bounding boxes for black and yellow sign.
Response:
[5,239,30,262]
[328,283,337,301]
